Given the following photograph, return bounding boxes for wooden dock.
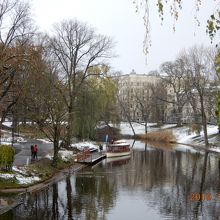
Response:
[75,150,106,165]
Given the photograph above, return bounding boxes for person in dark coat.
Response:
[99,144,103,152]
[30,145,34,160]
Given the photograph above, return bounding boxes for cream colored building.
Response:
[117,70,161,122]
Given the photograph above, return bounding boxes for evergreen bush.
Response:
[0,145,15,171]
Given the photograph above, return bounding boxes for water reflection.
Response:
[2,141,220,219]
[105,155,131,167]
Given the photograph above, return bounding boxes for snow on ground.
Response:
[59,150,74,162]
[0,135,27,145]
[119,122,148,135]
[45,142,99,161]
[0,166,40,185]
[12,166,28,175]
[71,141,99,151]
[172,125,219,145]
[2,121,12,128]
[119,122,176,135]
[119,122,219,146]
[36,139,52,143]
[15,175,40,185]
[119,122,220,153]
[0,141,11,146]
[45,154,53,160]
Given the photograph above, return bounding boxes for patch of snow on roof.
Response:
[71,141,98,151]
[59,150,73,161]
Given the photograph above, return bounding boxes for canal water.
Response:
[2,140,220,220]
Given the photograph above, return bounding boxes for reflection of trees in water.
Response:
[112,149,220,219]
[13,186,54,219]
[74,170,117,220]
[7,148,220,219]
[66,176,73,220]
[12,172,116,220]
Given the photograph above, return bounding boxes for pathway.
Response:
[13,140,53,166]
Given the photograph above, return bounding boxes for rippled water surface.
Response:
[2,140,220,219]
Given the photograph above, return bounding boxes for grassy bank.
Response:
[138,130,176,143]
[0,158,75,190]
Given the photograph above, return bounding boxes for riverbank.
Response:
[0,161,87,215]
[120,122,220,153]
[1,122,220,215]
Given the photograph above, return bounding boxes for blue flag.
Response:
[105,134,108,143]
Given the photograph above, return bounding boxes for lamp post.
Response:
[10,88,16,147]
[11,107,15,147]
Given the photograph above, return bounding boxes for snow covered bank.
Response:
[0,166,40,185]
[119,122,176,136]
[172,125,219,145]
[119,122,220,153]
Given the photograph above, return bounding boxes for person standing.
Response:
[33,144,38,160]
[30,145,34,160]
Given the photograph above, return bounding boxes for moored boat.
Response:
[106,140,131,158]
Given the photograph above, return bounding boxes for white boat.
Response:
[106,140,131,158]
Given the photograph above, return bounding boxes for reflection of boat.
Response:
[106,155,131,166]
[106,140,131,158]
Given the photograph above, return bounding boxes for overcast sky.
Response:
[31,0,218,74]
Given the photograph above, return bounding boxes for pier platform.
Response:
[75,151,106,165]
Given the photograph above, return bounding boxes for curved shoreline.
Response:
[0,163,87,215]
[1,140,219,216]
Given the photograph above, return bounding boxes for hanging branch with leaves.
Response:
[133,0,220,53]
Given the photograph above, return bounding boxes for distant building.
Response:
[117,70,161,122]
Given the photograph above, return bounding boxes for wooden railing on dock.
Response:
[75,151,106,164]
[76,150,91,162]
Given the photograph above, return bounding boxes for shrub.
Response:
[0,145,15,171]
[138,130,176,143]
[191,124,202,134]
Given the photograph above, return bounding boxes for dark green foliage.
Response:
[74,76,118,140]
[0,145,15,171]
[207,11,220,42]
[216,91,220,129]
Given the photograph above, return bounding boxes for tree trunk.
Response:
[144,115,148,133]
[145,122,148,133]
[52,142,59,167]
[52,128,60,167]
[117,94,136,137]
[200,94,209,147]
[176,106,182,127]
[66,107,74,148]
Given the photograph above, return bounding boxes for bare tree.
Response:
[23,48,68,166]
[134,86,152,133]
[49,19,114,146]
[115,75,136,136]
[150,82,167,125]
[185,45,217,147]
[0,0,34,131]
[160,60,188,126]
